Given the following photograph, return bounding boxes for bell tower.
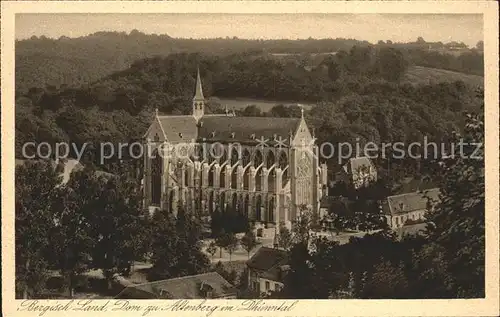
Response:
[192,67,205,121]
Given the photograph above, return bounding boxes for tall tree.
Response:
[206,241,218,259]
[277,223,293,251]
[90,174,144,290]
[149,209,179,281]
[281,242,314,298]
[15,160,62,298]
[173,206,210,276]
[240,230,258,258]
[375,47,408,82]
[292,204,314,246]
[224,234,239,262]
[50,167,103,297]
[362,260,409,298]
[424,94,485,297]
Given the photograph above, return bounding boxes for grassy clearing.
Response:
[213,66,483,113]
[404,66,483,87]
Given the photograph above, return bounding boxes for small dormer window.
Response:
[273,134,277,140]
[178,132,183,138]
[250,133,256,139]
[211,131,216,138]
[231,132,235,138]
[199,282,214,298]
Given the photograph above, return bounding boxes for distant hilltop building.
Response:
[142,69,328,235]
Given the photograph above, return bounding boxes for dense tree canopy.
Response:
[16,33,483,92]
[275,98,485,299]
[15,34,485,299]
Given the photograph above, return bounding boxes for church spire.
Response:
[194,67,204,100]
[192,67,205,121]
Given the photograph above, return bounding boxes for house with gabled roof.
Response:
[246,246,289,296]
[114,272,236,299]
[381,188,440,229]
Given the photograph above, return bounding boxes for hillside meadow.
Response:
[215,65,483,112]
[403,66,484,87]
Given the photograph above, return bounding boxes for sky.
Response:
[16,13,483,47]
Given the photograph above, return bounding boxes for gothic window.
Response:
[208,164,215,187]
[266,151,275,168]
[255,171,262,192]
[151,150,162,206]
[268,169,276,193]
[232,193,238,212]
[268,198,275,223]
[178,144,188,159]
[278,151,288,169]
[242,149,251,166]
[184,165,190,187]
[219,147,227,164]
[230,147,240,165]
[220,168,226,188]
[219,193,226,210]
[244,195,250,218]
[196,144,205,162]
[279,151,288,186]
[231,166,238,189]
[254,150,263,167]
[208,191,214,214]
[243,166,250,190]
[154,133,160,142]
[297,152,312,177]
[211,143,223,162]
[254,150,263,192]
[255,195,262,221]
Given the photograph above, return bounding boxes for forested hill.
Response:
[16,46,483,177]
[15,31,367,92]
[16,31,483,93]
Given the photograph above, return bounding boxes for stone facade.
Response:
[142,70,327,231]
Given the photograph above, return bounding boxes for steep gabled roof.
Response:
[247,247,290,283]
[115,272,236,299]
[194,67,204,100]
[157,115,198,143]
[198,116,300,144]
[247,247,289,271]
[383,188,441,216]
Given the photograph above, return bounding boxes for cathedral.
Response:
[142,69,327,235]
